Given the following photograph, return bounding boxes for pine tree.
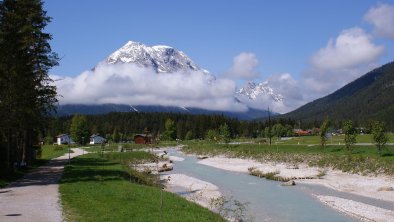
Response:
[70,114,89,145]
[219,123,231,143]
[163,119,176,141]
[0,0,58,173]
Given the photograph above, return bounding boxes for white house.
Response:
[90,134,106,144]
[56,134,72,145]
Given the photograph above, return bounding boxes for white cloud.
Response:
[364,3,394,39]
[266,73,305,111]
[224,52,260,80]
[304,27,383,97]
[310,28,383,70]
[53,63,248,112]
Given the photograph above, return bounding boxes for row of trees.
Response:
[320,119,390,155]
[48,112,391,152]
[46,112,273,142]
[0,0,58,174]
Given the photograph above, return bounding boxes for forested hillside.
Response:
[281,61,394,130]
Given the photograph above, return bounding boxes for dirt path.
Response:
[0,148,85,222]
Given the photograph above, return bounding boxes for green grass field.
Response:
[233,134,394,145]
[182,139,394,175]
[60,152,224,222]
[40,144,72,160]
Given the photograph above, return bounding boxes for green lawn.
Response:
[60,152,224,222]
[40,144,72,160]
[85,140,180,153]
[266,134,394,145]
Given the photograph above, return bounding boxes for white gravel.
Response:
[198,156,321,178]
[317,195,394,222]
[161,173,222,208]
[168,156,184,162]
[0,148,86,222]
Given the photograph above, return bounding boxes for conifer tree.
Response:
[70,114,89,145]
[0,0,58,172]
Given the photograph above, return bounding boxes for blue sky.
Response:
[44,0,394,113]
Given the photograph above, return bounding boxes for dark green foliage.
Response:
[70,114,90,145]
[162,118,176,140]
[218,123,231,143]
[112,128,120,143]
[46,112,285,142]
[184,130,193,140]
[371,121,389,155]
[0,0,58,174]
[205,129,219,141]
[319,118,330,149]
[282,61,394,130]
[343,120,357,152]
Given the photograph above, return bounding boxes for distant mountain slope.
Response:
[56,104,275,120]
[281,61,394,124]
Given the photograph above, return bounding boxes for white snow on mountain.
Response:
[103,41,209,74]
[54,40,294,113]
[236,81,284,102]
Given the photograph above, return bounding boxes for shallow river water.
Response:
[163,149,362,222]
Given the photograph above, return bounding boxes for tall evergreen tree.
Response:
[219,123,231,143]
[0,0,58,173]
[70,114,89,145]
[162,118,176,140]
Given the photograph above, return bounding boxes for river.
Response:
[162,149,362,222]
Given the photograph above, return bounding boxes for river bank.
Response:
[155,148,355,221]
[197,155,394,222]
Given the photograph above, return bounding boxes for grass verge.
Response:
[0,145,71,188]
[60,152,224,222]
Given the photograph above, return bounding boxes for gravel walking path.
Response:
[0,148,85,222]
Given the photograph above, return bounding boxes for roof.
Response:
[134,134,152,138]
[90,134,103,138]
[56,134,69,138]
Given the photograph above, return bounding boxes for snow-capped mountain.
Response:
[103,41,208,74]
[58,41,283,119]
[236,82,284,102]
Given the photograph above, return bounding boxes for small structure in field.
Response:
[90,134,106,144]
[134,134,152,144]
[56,134,73,145]
[293,129,312,136]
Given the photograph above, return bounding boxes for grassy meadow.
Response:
[60,151,224,222]
[182,135,394,176]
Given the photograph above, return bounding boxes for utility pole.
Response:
[268,106,272,146]
[82,137,85,155]
[68,143,70,164]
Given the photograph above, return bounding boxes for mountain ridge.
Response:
[281,61,394,125]
[59,40,283,119]
[55,104,276,120]
[100,41,209,74]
